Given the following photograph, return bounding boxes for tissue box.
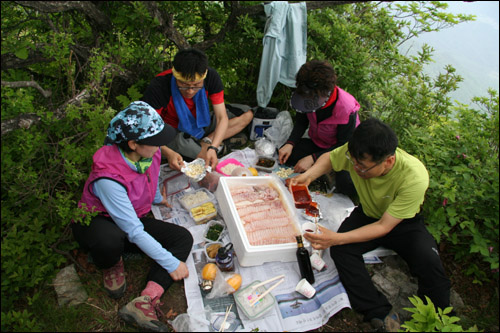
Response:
[215,176,300,266]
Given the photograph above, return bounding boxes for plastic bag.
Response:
[264,111,293,149]
[254,138,275,157]
[168,305,212,332]
[205,266,235,299]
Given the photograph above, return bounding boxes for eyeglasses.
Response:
[345,152,384,173]
[177,86,203,91]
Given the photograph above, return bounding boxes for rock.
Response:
[369,255,464,322]
[53,264,88,307]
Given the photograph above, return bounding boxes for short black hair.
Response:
[295,60,337,98]
[348,118,398,163]
[172,48,208,81]
[117,141,134,153]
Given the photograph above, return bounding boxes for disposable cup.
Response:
[295,278,316,298]
[310,251,326,271]
[301,222,317,234]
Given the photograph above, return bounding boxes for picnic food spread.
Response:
[229,183,297,246]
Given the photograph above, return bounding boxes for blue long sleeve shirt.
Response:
[92,157,180,273]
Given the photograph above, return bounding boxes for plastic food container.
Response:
[216,158,245,176]
[203,220,225,242]
[190,201,217,224]
[204,242,223,262]
[162,172,191,197]
[254,155,277,173]
[215,176,301,266]
[179,188,216,211]
[234,280,277,320]
[211,312,241,332]
[290,184,312,209]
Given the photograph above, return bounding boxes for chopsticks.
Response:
[219,304,233,332]
[249,277,285,307]
[249,274,285,291]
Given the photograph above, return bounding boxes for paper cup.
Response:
[301,222,317,234]
[295,278,316,298]
[310,251,326,271]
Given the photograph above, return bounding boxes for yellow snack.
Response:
[248,167,258,176]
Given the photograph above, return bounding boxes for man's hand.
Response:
[278,144,293,165]
[286,173,313,188]
[294,155,314,173]
[197,144,218,169]
[170,261,189,281]
[302,225,339,250]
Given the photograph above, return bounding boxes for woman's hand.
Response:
[162,146,184,171]
[294,155,314,173]
[278,144,293,165]
[170,261,189,280]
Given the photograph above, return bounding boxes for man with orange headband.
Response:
[142,48,253,169]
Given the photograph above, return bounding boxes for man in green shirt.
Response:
[290,118,451,332]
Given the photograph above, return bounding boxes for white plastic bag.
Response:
[264,111,293,149]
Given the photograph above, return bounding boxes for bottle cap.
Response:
[217,243,233,260]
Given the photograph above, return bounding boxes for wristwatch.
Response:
[201,137,212,145]
[207,145,219,153]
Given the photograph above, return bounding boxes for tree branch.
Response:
[142,1,190,50]
[2,80,52,98]
[14,1,112,32]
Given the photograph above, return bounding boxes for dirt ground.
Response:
[71,245,498,332]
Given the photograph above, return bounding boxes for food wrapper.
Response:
[254,138,275,157]
[181,158,212,182]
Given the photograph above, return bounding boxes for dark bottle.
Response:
[215,243,234,272]
[296,235,315,284]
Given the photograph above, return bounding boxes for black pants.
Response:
[330,206,451,321]
[71,215,193,291]
[285,138,356,197]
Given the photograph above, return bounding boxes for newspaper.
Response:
[151,150,394,331]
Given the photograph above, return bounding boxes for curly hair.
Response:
[295,60,337,98]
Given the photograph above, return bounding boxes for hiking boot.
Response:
[118,295,168,332]
[102,257,126,299]
[370,310,400,332]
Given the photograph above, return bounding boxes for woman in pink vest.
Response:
[72,101,193,331]
[279,60,360,197]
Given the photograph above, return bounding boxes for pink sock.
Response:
[141,281,164,300]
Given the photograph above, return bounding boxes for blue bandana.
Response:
[104,101,175,146]
[171,76,210,139]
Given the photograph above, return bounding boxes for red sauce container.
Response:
[290,184,312,209]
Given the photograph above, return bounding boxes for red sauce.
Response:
[305,202,319,217]
[293,190,310,202]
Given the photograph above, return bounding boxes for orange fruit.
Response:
[226,273,242,292]
[201,263,217,281]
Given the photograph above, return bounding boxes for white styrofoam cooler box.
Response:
[215,176,301,266]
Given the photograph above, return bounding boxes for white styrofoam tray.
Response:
[215,176,301,266]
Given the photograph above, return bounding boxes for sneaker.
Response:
[102,257,126,299]
[370,310,401,332]
[118,295,168,332]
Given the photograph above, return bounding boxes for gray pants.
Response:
[167,104,251,159]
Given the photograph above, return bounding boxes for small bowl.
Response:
[216,158,245,176]
[204,242,223,262]
[203,220,225,243]
[254,155,277,173]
